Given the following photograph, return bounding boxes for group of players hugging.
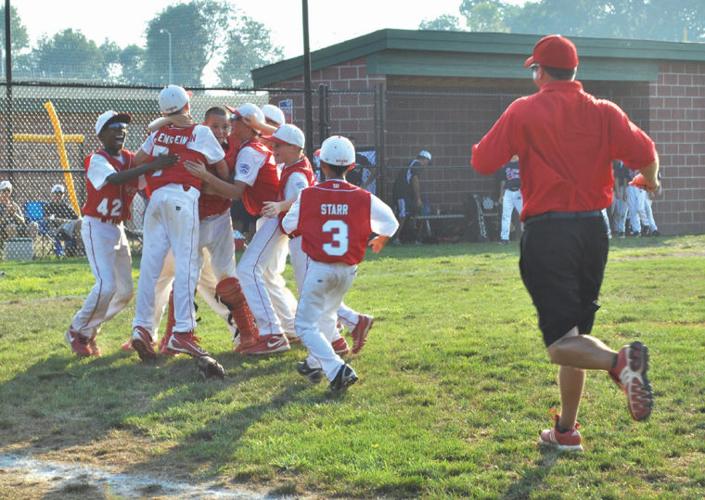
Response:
[65,85,398,393]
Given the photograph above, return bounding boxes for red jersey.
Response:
[471,80,656,220]
[297,180,372,265]
[278,157,316,234]
[144,124,206,192]
[238,140,279,216]
[199,141,235,219]
[82,149,136,222]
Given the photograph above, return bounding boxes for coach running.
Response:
[471,35,658,451]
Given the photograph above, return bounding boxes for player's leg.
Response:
[237,217,289,337]
[131,194,171,359]
[67,218,120,356]
[102,226,134,322]
[644,196,658,233]
[500,190,513,242]
[296,261,354,387]
[626,185,642,235]
[162,187,209,357]
[263,233,297,335]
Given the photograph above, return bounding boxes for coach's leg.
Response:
[558,365,585,431]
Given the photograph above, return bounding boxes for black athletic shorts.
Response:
[519,214,609,347]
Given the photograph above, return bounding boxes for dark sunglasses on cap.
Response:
[107,122,128,129]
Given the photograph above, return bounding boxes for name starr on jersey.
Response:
[320,203,349,215]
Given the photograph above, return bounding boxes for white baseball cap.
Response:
[418,150,432,161]
[231,103,265,126]
[158,85,190,114]
[320,136,356,166]
[51,184,66,194]
[270,124,305,149]
[0,180,12,192]
[262,104,286,126]
[95,110,131,136]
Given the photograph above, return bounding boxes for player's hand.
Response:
[184,160,208,179]
[261,201,282,218]
[154,154,179,169]
[630,173,660,192]
[240,114,261,129]
[368,235,390,254]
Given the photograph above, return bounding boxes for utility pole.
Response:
[160,28,173,84]
[302,0,313,160]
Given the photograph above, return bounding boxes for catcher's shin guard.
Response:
[216,277,259,346]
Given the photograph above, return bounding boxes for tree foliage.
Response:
[0,5,29,53]
[419,14,465,32]
[217,15,283,87]
[33,29,108,80]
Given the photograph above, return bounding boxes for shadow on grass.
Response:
[502,448,565,499]
[0,349,311,462]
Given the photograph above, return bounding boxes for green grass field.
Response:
[1,236,704,498]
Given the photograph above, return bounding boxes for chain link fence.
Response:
[0,82,269,261]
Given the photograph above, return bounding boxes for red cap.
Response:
[524,35,578,70]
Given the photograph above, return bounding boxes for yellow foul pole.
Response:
[44,101,81,215]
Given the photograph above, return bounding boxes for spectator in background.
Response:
[392,149,432,244]
[0,180,38,243]
[612,160,629,238]
[497,155,522,244]
[45,184,80,256]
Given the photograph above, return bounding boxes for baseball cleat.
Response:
[197,356,226,380]
[166,331,209,358]
[120,338,134,351]
[159,330,177,356]
[65,328,94,357]
[538,414,584,452]
[131,326,157,361]
[329,364,358,393]
[87,334,102,357]
[331,337,350,356]
[351,314,374,354]
[609,341,653,421]
[235,334,290,356]
[297,359,323,384]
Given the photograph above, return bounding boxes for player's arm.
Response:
[215,160,230,180]
[262,171,308,217]
[241,115,277,136]
[281,192,302,235]
[184,160,246,200]
[262,198,295,218]
[368,195,400,253]
[107,154,178,185]
[471,105,517,175]
[635,153,660,192]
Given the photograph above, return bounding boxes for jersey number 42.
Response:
[96,198,122,218]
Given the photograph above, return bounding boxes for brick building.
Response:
[253,29,705,235]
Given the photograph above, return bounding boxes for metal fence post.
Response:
[318,83,329,146]
[374,83,386,200]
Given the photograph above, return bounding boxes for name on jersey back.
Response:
[321,203,349,215]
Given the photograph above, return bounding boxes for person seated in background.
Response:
[0,180,38,245]
[45,184,80,256]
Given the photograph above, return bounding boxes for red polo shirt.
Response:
[471,80,656,220]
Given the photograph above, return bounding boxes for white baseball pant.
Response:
[296,260,356,380]
[70,216,133,337]
[626,185,647,234]
[643,196,658,231]
[500,189,522,241]
[601,209,612,238]
[237,216,297,336]
[289,235,358,331]
[133,184,200,334]
[151,210,238,336]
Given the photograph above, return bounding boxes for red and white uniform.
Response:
[152,141,239,338]
[282,180,398,379]
[132,124,224,335]
[69,150,137,338]
[234,139,294,336]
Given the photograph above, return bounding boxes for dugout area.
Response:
[255,29,705,236]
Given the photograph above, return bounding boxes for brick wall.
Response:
[647,62,705,234]
[267,58,384,149]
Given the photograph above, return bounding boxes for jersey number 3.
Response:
[322,220,348,256]
[97,198,122,218]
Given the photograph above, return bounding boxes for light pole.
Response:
[159,28,172,84]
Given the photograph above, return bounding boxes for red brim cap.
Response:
[523,55,535,68]
[224,105,237,114]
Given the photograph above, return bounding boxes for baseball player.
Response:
[472,35,657,451]
[261,126,374,355]
[497,155,522,244]
[129,85,228,364]
[281,135,399,392]
[65,111,176,357]
[184,103,291,354]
